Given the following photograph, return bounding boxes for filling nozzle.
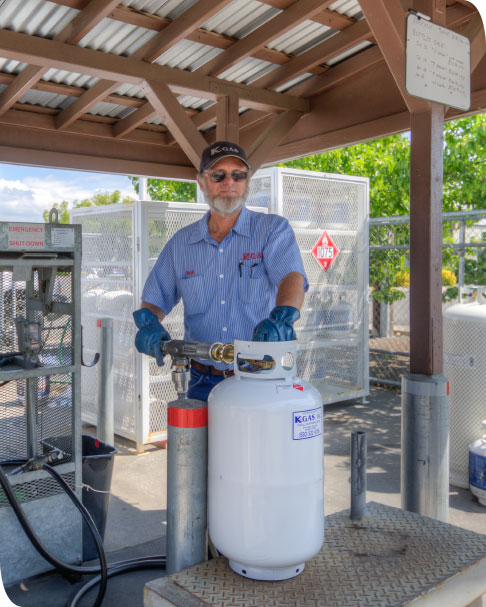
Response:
[162,340,234,364]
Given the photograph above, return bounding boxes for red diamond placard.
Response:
[312,229,339,272]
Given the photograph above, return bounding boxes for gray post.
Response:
[350,431,367,520]
[166,397,208,574]
[401,374,450,522]
[97,317,114,446]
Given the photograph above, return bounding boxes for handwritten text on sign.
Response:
[405,13,470,111]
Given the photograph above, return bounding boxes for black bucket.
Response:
[82,434,117,561]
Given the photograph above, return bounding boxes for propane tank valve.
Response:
[162,340,234,398]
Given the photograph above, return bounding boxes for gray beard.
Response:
[203,192,248,216]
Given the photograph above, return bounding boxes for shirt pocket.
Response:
[179,275,208,316]
[240,262,267,304]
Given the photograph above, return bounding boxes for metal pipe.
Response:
[166,397,208,574]
[401,374,450,522]
[97,318,114,446]
[350,431,367,520]
[26,378,38,459]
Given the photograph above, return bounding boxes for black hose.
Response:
[0,462,108,607]
[0,461,167,607]
[68,557,167,607]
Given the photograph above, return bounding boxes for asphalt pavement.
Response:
[4,385,486,607]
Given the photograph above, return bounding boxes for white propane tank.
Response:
[469,419,486,507]
[444,294,486,488]
[208,340,324,581]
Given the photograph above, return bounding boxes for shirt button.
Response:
[222,327,227,332]
[219,248,224,253]
[219,273,224,278]
[221,300,225,305]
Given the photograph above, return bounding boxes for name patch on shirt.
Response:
[242,252,263,260]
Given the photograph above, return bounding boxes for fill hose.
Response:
[0,461,166,606]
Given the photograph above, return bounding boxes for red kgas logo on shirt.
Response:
[242,252,262,260]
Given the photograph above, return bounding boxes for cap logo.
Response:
[211,145,240,156]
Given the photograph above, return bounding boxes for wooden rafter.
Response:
[0,28,309,113]
[246,109,302,170]
[113,102,158,138]
[216,96,240,142]
[141,80,208,169]
[255,19,372,90]
[358,0,429,113]
[463,13,486,72]
[197,0,335,77]
[0,0,120,119]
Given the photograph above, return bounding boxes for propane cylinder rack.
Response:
[0,220,82,585]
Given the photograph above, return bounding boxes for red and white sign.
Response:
[7,223,45,250]
[292,383,304,391]
[312,229,339,272]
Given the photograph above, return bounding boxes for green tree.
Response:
[43,190,135,223]
[130,177,196,202]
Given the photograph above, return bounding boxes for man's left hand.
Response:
[252,306,300,341]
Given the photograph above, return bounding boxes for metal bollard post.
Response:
[97,317,114,446]
[166,397,208,574]
[350,431,367,520]
[401,374,450,522]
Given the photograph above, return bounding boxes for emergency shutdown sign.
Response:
[311,229,339,272]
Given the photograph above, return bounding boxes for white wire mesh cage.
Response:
[76,168,369,449]
[246,168,370,404]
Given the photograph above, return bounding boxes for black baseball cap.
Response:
[199,141,250,173]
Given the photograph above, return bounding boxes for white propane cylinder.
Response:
[444,297,486,488]
[208,340,324,581]
[469,420,486,507]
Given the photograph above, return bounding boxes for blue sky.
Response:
[0,163,139,223]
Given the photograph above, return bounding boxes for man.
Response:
[133,141,308,401]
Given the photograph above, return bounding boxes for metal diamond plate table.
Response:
[144,502,486,607]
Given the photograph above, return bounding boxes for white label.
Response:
[51,227,75,248]
[7,223,45,250]
[444,352,475,369]
[292,406,322,441]
[406,13,470,111]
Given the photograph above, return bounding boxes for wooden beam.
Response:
[0,144,196,180]
[293,45,382,98]
[0,0,120,120]
[359,0,429,113]
[255,19,372,90]
[409,104,445,375]
[216,96,239,142]
[142,80,208,168]
[0,65,49,118]
[135,0,233,63]
[0,29,309,112]
[198,0,334,77]
[462,13,486,73]
[246,110,302,171]
[113,102,158,138]
[56,0,122,44]
[56,80,120,130]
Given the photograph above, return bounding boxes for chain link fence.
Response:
[369,210,486,386]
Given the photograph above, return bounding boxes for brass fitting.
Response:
[211,342,234,364]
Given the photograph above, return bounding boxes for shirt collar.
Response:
[188,207,251,244]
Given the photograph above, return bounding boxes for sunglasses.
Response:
[203,170,249,183]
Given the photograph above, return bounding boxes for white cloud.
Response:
[0,171,137,223]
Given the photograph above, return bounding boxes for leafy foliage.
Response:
[130,177,196,202]
[43,190,135,223]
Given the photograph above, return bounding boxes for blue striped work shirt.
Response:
[142,206,308,368]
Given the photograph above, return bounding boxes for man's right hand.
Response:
[133,308,171,366]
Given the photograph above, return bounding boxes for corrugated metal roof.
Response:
[202,0,279,39]
[0,0,370,128]
[267,20,333,54]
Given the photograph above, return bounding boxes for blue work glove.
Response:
[252,306,300,342]
[133,308,170,366]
